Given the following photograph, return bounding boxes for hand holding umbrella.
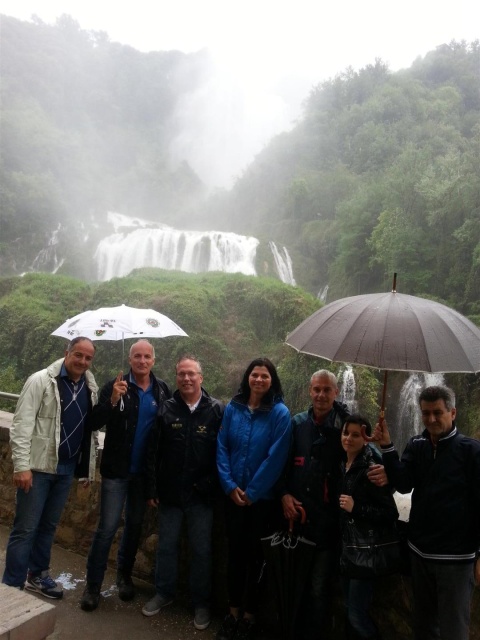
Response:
[111,371,127,410]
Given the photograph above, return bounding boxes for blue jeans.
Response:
[410,552,475,640]
[342,576,377,638]
[2,461,76,588]
[86,475,147,584]
[154,502,213,607]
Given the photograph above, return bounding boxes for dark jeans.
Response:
[224,498,279,615]
[86,475,147,584]
[154,501,213,607]
[341,576,377,638]
[2,461,76,587]
[297,546,339,640]
[410,552,475,640]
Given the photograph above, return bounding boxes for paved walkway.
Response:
[0,524,277,640]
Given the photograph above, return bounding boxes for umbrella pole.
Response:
[379,370,388,424]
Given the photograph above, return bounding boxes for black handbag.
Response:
[340,518,404,579]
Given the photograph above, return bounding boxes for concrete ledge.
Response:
[0,584,56,640]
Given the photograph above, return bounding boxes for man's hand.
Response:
[111,371,128,406]
[147,498,159,507]
[367,464,388,487]
[281,493,302,520]
[13,470,33,493]
[369,419,392,446]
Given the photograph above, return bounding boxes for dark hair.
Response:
[175,354,202,374]
[238,357,283,402]
[66,336,96,352]
[343,413,372,437]
[419,385,455,410]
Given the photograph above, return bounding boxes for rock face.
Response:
[0,412,479,639]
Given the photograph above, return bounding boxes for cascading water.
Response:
[93,212,296,284]
[339,365,357,412]
[269,242,296,286]
[393,372,445,454]
[318,285,329,302]
[31,224,65,274]
[94,226,260,281]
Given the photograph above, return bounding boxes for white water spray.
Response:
[269,242,296,286]
[394,372,445,453]
[339,365,357,412]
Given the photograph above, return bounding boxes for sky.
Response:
[1,1,479,187]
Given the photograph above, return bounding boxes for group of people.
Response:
[2,336,480,640]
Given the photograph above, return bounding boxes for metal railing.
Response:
[0,391,20,401]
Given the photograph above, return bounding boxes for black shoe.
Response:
[216,613,238,640]
[116,570,134,601]
[80,583,101,611]
[235,618,256,639]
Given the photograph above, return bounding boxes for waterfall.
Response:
[94,226,260,281]
[393,372,445,454]
[269,242,296,286]
[92,213,296,284]
[339,365,357,412]
[31,224,65,274]
[317,284,329,302]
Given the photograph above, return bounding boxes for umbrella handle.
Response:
[288,505,306,534]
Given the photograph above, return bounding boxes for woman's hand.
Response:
[339,494,354,513]
[229,487,247,506]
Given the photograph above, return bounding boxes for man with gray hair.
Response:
[375,385,480,640]
[2,337,98,598]
[280,369,350,639]
[81,339,171,611]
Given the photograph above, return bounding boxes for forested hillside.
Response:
[222,45,480,307]
[1,16,479,311]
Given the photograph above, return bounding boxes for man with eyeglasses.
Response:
[142,354,224,632]
[80,339,171,612]
[2,337,98,598]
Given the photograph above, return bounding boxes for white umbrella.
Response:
[52,304,188,341]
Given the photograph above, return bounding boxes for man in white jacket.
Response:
[2,337,98,598]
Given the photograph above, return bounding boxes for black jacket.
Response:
[90,371,171,479]
[279,401,350,548]
[145,388,224,506]
[382,425,480,563]
[339,445,398,534]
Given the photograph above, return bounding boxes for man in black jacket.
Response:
[280,369,349,640]
[376,385,480,640]
[279,369,385,640]
[81,339,171,611]
[142,354,224,632]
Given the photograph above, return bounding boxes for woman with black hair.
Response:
[339,414,398,640]
[216,358,291,640]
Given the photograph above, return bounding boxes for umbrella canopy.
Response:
[261,508,316,640]
[286,290,480,374]
[52,304,188,341]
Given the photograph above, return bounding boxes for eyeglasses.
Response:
[176,371,200,378]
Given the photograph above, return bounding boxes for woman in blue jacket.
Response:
[216,357,291,640]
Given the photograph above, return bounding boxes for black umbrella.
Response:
[261,507,316,640]
[285,274,480,417]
